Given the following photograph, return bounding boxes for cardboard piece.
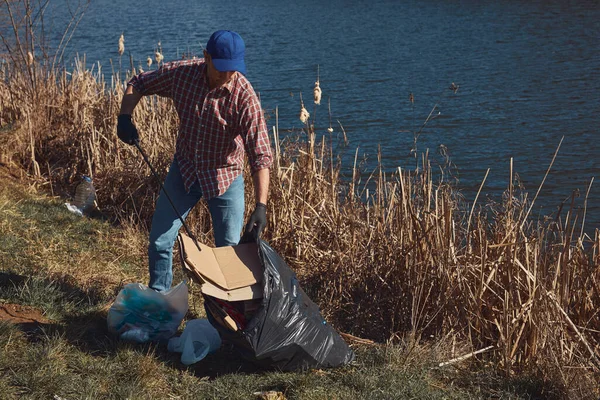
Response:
[201,281,262,301]
[177,233,263,300]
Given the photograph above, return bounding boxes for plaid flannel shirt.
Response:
[128,59,272,199]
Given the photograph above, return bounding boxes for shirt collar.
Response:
[222,72,238,93]
[200,60,237,94]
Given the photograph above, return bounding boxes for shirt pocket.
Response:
[214,110,234,138]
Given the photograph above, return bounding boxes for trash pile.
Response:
[178,233,355,371]
[107,234,354,371]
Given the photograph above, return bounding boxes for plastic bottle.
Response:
[120,327,151,343]
[73,175,96,212]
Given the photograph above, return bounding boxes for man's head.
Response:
[205,30,246,75]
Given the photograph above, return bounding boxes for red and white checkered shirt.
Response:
[128,59,273,199]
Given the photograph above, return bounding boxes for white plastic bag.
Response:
[168,319,222,364]
[107,282,188,343]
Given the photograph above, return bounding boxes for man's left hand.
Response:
[244,202,267,237]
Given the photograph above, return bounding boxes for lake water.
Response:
[46,0,600,230]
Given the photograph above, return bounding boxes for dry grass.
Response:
[1,50,599,398]
[0,166,147,298]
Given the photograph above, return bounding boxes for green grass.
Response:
[0,318,477,400]
[0,170,556,399]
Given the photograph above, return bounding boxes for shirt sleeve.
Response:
[127,61,179,97]
[239,91,273,174]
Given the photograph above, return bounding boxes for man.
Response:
[116,30,273,292]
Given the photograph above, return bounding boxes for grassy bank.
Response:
[0,168,550,399]
[1,25,599,396]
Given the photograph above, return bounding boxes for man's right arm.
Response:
[120,84,143,115]
[117,84,143,145]
[116,61,178,145]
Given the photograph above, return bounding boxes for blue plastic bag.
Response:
[107,282,188,343]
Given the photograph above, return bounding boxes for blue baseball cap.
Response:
[206,30,246,75]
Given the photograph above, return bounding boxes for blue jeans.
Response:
[148,159,245,291]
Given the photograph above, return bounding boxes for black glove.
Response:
[117,114,139,145]
[244,202,267,238]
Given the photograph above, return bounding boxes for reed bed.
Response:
[1,55,599,397]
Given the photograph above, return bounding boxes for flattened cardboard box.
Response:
[178,233,263,301]
[201,280,262,301]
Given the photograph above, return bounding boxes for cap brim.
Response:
[212,58,246,75]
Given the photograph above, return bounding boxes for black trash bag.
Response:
[205,238,355,371]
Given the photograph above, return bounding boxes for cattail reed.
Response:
[313,81,322,105]
[155,41,164,65]
[118,34,125,56]
[299,93,310,123]
[147,57,153,68]
[327,97,333,132]
[300,105,310,123]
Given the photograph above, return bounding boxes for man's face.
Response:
[204,50,235,88]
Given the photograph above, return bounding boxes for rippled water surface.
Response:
[48,0,600,229]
